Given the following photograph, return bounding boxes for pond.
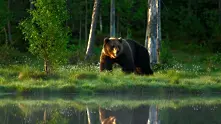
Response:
[0,93,221,124]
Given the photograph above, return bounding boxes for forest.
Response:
[1,0,221,54]
[0,0,221,94]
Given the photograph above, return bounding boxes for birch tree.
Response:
[110,0,116,37]
[19,0,69,74]
[87,107,97,124]
[85,0,100,60]
[145,0,161,65]
[156,0,161,63]
[147,105,160,124]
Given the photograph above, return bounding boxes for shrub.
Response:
[160,40,173,64]
[19,0,70,73]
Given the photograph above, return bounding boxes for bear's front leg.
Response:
[122,62,135,74]
[100,55,114,72]
[117,57,135,74]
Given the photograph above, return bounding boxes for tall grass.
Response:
[0,42,221,94]
[0,60,221,94]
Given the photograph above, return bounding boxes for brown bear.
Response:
[99,37,153,75]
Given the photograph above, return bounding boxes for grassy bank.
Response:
[0,56,221,95]
[0,43,221,94]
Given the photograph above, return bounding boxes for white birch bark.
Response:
[156,0,161,64]
[145,0,157,65]
[87,107,96,124]
[147,105,160,124]
[85,0,100,60]
[145,0,161,65]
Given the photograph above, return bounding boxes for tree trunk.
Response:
[99,11,103,33]
[147,105,160,124]
[7,0,12,44]
[85,0,88,41]
[110,0,116,37]
[66,0,70,27]
[145,0,158,65]
[78,112,81,124]
[29,0,34,10]
[117,14,120,37]
[87,107,95,124]
[7,22,12,44]
[43,109,47,124]
[44,59,51,74]
[79,11,82,44]
[85,0,100,60]
[156,0,161,64]
[4,27,8,45]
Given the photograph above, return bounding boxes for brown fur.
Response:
[101,37,123,59]
[100,37,153,75]
[99,108,116,124]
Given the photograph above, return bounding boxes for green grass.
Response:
[0,64,220,94]
[0,46,221,95]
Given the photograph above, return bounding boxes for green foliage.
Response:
[208,53,221,63]
[0,1,9,29]
[38,111,69,124]
[1,0,221,54]
[19,0,70,68]
[0,45,25,65]
[68,41,101,64]
[160,40,173,64]
[116,0,146,38]
[206,53,221,64]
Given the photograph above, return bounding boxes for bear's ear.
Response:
[118,37,123,43]
[104,37,110,44]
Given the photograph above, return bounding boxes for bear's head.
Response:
[102,37,123,59]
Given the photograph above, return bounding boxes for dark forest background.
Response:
[0,0,221,54]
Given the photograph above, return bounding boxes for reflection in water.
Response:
[148,105,160,124]
[99,107,116,124]
[1,95,221,124]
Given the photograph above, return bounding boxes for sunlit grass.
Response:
[0,49,221,94]
[0,64,220,94]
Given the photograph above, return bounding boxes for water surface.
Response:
[0,94,221,124]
